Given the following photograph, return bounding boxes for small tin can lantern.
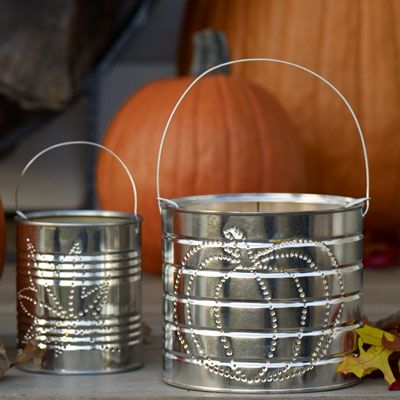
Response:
[16,141,142,374]
[158,59,370,392]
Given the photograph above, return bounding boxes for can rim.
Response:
[160,193,364,216]
[15,210,142,227]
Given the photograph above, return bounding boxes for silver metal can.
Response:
[157,58,370,392]
[161,193,363,392]
[15,141,142,374]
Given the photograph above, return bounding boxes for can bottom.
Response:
[17,362,143,376]
[162,357,360,393]
[16,345,143,375]
[162,377,360,394]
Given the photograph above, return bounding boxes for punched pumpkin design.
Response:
[180,0,400,240]
[96,75,306,274]
[0,198,6,279]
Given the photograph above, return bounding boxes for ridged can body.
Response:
[16,210,142,374]
[162,193,363,392]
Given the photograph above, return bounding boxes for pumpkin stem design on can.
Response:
[17,238,112,357]
[172,227,346,384]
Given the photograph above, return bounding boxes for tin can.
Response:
[16,141,143,374]
[157,59,370,392]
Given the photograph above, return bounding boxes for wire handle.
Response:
[156,57,370,216]
[15,140,138,219]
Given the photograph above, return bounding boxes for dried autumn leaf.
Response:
[361,341,396,384]
[337,354,375,379]
[14,339,44,365]
[0,340,11,379]
[376,310,400,332]
[356,324,396,347]
[338,337,396,384]
[340,320,400,389]
[389,378,400,391]
[382,334,400,351]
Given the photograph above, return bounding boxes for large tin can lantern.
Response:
[16,141,142,374]
[158,59,370,392]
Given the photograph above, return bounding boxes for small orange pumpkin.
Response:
[96,75,307,274]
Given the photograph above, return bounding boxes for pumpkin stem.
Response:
[190,29,230,76]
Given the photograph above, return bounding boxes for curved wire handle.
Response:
[156,58,370,216]
[15,141,138,219]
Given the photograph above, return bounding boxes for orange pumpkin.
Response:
[96,75,307,274]
[0,198,6,279]
[180,0,400,240]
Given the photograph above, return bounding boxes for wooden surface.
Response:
[0,264,399,399]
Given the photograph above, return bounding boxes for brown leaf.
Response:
[382,334,400,351]
[0,340,11,379]
[376,310,400,332]
[14,339,44,366]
